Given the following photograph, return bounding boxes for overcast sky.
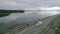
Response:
[0,0,60,10]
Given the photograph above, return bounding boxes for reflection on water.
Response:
[0,12,51,23]
[0,11,51,33]
[0,13,38,23]
[0,13,10,17]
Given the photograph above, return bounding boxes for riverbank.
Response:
[0,10,24,17]
[54,16,60,34]
[37,14,60,34]
[4,20,38,34]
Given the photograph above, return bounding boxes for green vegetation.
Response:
[0,33,4,34]
[41,15,60,34]
[0,23,4,34]
[0,23,4,26]
[0,10,24,17]
[38,15,60,34]
[0,10,24,13]
[55,21,60,34]
[5,21,37,34]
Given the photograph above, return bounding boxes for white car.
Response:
[35,21,42,27]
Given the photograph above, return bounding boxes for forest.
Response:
[0,10,24,17]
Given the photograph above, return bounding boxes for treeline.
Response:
[0,10,24,13]
[0,10,24,17]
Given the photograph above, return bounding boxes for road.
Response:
[44,22,57,34]
[43,15,60,34]
[17,15,57,34]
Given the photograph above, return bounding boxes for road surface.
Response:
[43,15,60,34]
[18,15,57,34]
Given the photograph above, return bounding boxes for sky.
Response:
[0,0,60,10]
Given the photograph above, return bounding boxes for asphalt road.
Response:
[18,15,57,34]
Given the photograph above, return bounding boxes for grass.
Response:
[0,33,4,34]
[0,23,4,34]
[0,23,4,26]
[55,21,60,34]
[53,15,60,34]
[5,21,38,34]
[38,14,60,34]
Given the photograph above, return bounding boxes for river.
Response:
[0,10,52,33]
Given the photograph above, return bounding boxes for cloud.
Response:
[25,7,60,10]
[0,0,60,10]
